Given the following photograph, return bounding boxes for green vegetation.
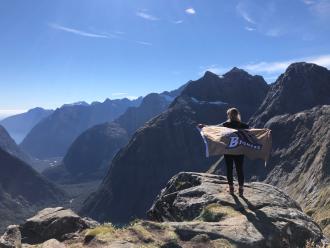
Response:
[305,186,330,239]
[197,203,240,222]
[85,223,117,238]
[211,238,236,248]
[83,221,179,247]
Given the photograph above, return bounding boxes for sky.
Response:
[0,0,330,119]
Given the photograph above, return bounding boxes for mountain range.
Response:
[20,98,142,159]
[42,90,182,183]
[0,108,53,144]
[0,61,329,241]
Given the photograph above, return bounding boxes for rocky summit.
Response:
[250,62,330,127]
[2,172,327,248]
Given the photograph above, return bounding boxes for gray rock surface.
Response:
[148,172,325,248]
[19,207,99,244]
[0,225,21,248]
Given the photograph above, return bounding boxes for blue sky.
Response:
[0,0,330,118]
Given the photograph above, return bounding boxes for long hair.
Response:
[227,108,241,122]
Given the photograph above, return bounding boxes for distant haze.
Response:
[0,110,26,121]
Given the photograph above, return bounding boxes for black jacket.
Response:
[221,120,249,130]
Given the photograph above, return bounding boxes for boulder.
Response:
[19,207,99,244]
[0,225,21,248]
[148,172,326,248]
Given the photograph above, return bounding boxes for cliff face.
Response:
[4,173,326,248]
[264,105,330,238]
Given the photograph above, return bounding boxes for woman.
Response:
[221,108,249,196]
[198,107,249,196]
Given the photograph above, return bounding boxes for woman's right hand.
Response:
[197,124,205,129]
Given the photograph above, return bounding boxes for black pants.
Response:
[224,155,244,187]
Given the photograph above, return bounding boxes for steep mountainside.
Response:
[114,93,172,136]
[264,105,330,238]
[20,98,141,159]
[0,125,32,164]
[250,62,330,127]
[0,147,65,233]
[81,69,269,223]
[43,90,182,184]
[0,108,53,143]
[43,123,129,183]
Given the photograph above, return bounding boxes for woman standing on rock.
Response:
[198,107,249,196]
[221,108,249,196]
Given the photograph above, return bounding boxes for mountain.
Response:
[81,69,269,223]
[182,68,269,119]
[43,89,183,184]
[43,123,129,183]
[250,62,330,127]
[263,105,330,238]
[114,93,174,136]
[20,98,142,159]
[208,62,330,237]
[4,173,326,247]
[0,125,32,164]
[0,108,53,144]
[0,146,65,233]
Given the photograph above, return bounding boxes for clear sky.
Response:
[0,0,329,118]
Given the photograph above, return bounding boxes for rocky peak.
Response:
[203,70,219,79]
[250,62,330,127]
[223,66,250,78]
[181,68,269,119]
[140,93,167,107]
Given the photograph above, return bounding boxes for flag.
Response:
[199,125,272,162]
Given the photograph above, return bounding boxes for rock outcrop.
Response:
[0,225,21,248]
[19,207,98,244]
[147,172,325,248]
[12,173,327,248]
[81,69,269,223]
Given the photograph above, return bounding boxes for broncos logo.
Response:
[227,129,262,150]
